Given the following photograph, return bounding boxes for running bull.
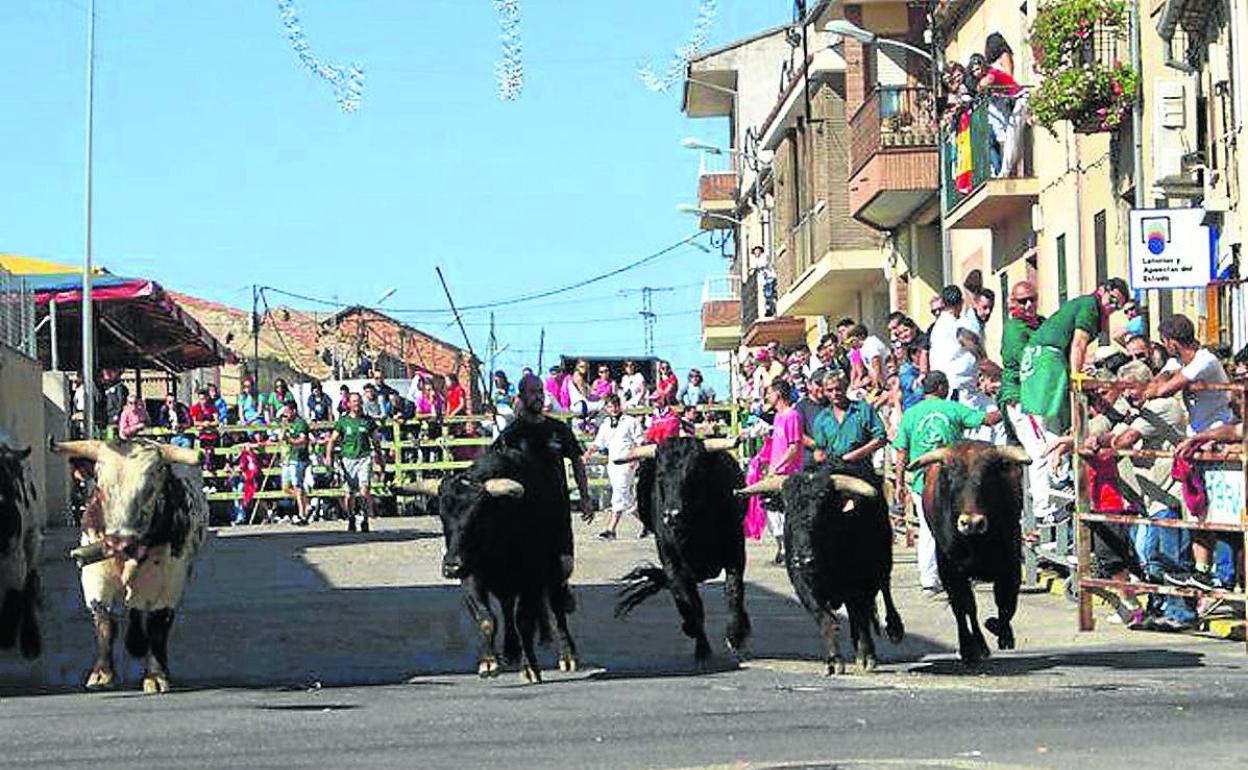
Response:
[908,441,1029,664]
[401,448,576,683]
[52,439,208,693]
[614,437,750,663]
[0,430,42,659]
[739,464,904,674]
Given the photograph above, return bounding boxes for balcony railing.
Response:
[849,85,939,175]
[702,273,741,303]
[940,89,1033,214]
[741,269,761,330]
[778,206,827,294]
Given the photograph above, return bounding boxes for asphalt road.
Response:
[3,647,1247,769]
[2,519,1246,769]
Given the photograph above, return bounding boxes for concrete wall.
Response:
[0,346,48,524]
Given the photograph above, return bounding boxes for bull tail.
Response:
[614,563,669,619]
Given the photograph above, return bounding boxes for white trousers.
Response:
[1007,403,1058,521]
[913,494,941,591]
[766,506,785,539]
[606,461,638,515]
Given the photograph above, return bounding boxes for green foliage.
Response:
[1027,0,1136,134]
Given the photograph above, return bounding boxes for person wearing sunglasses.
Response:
[1018,277,1130,446]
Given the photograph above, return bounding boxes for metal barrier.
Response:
[1071,378,1247,648]
[121,403,744,508]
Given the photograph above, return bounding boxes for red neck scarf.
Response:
[1009,305,1042,329]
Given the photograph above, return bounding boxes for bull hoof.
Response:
[857,655,878,673]
[884,617,905,644]
[478,658,500,678]
[557,653,577,672]
[521,665,542,684]
[84,669,116,691]
[959,646,989,666]
[826,657,847,676]
[984,617,1015,650]
[141,674,170,694]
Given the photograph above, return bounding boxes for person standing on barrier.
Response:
[497,373,594,610]
[894,371,1004,596]
[325,392,378,533]
[1019,277,1129,433]
[278,400,312,526]
[1137,314,1236,591]
[585,394,644,541]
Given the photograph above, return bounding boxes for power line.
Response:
[258,231,708,314]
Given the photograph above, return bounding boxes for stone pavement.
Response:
[0,515,1240,692]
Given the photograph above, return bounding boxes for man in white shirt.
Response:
[584,394,645,540]
[847,324,889,392]
[929,285,979,401]
[1139,313,1235,590]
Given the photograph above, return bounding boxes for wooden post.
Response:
[1072,382,1094,632]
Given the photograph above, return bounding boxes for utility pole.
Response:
[487,312,497,378]
[641,287,656,357]
[251,285,260,385]
[537,328,545,373]
[81,0,97,436]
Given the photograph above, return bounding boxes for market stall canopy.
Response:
[25,271,232,373]
[0,254,106,276]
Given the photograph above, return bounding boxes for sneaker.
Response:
[598,530,616,541]
[772,548,785,565]
[638,529,651,539]
[1185,571,1229,592]
[1151,617,1193,633]
[1162,569,1193,587]
[360,517,370,534]
[922,586,946,601]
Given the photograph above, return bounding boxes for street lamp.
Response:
[824,19,933,61]
[682,137,738,155]
[676,203,743,226]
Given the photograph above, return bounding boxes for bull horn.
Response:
[735,475,785,496]
[157,444,203,466]
[701,437,739,453]
[484,478,525,498]
[49,438,106,462]
[907,448,951,472]
[829,474,878,499]
[396,478,441,496]
[615,444,657,464]
[992,446,1032,465]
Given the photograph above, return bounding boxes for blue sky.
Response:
[0,1,786,388]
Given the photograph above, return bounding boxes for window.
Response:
[1056,234,1068,304]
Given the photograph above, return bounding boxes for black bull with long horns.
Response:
[399,447,576,683]
[738,461,904,674]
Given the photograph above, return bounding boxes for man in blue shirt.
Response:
[812,370,887,472]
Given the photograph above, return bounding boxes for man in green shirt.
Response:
[325,392,378,533]
[812,370,886,473]
[893,372,1003,594]
[1019,277,1129,433]
[278,399,311,525]
[999,281,1057,523]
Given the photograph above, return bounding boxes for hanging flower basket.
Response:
[1028,0,1138,134]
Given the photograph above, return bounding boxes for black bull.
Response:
[740,464,904,674]
[615,437,750,662]
[910,440,1030,664]
[401,448,575,683]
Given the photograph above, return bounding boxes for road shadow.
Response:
[906,647,1206,677]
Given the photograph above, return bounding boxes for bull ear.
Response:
[991,446,1032,466]
[157,444,203,466]
[483,478,525,498]
[701,437,739,453]
[828,474,878,499]
[906,448,951,472]
[49,438,106,462]
[395,478,441,497]
[735,475,785,496]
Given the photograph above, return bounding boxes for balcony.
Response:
[700,274,742,352]
[941,91,1039,230]
[773,207,882,320]
[738,267,807,349]
[695,151,740,230]
[848,86,940,230]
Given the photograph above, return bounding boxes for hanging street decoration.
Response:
[494,0,524,101]
[277,0,365,112]
[638,0,719,93]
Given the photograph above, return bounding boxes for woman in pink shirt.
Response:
[763,379,803,563]
[117,393,150,439]
[590,363,615,401]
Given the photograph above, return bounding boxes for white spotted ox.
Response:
[52,439,208,693]
[0,429,41,659]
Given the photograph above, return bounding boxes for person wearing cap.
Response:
[278,399,312,525]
